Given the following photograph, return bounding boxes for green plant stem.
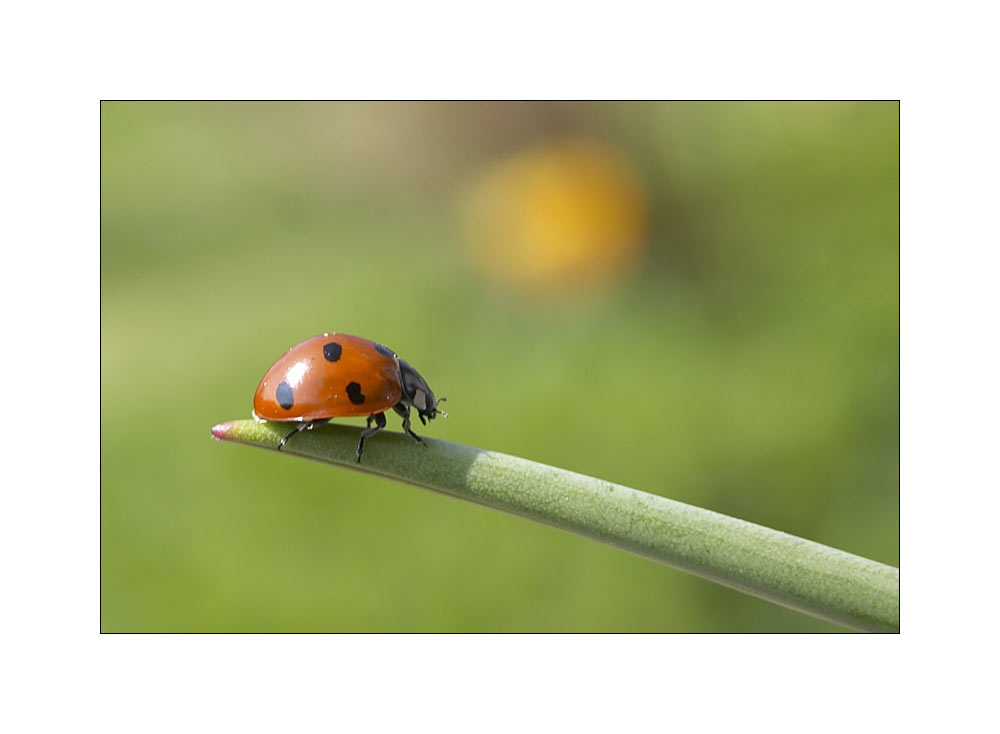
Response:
[212,419,899,632]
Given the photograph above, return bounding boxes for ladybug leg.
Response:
[393,404,425,446]
[277,418,330,451]
[356,411,387,463]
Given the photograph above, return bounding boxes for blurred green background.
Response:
[101,101,898,632]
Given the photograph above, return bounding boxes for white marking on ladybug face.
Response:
[286,360,308,388]
[413,389,427,411]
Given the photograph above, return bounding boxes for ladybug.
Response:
[253,333,446,462]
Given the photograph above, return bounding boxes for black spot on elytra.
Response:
[276,381,294,410]
[374,343,396,358]
[346,381,366,405]
[323,342,343,362]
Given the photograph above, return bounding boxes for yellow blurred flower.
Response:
[461,138,647,295]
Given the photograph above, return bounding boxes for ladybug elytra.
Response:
[253,333,446,462]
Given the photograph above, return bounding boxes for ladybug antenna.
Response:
[435,396,448,418]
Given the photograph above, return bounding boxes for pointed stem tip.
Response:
[211,421,235,441]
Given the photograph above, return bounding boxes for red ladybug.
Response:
[253,333,446,462]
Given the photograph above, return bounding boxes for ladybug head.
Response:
[398,359,447,424]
